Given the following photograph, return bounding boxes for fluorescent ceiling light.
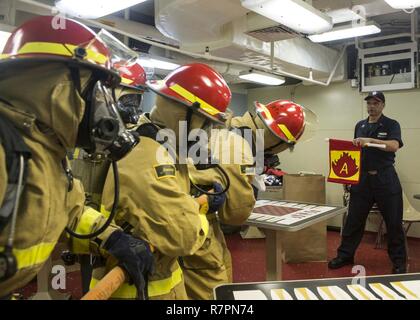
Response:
[308,21,381,43]
[0,31,11,52]
[138,57,180,71]
[327,8,364,24]
[239,70,285,86]
[384,0,420,9]
[241,0,332,34]
[55,0,148,19]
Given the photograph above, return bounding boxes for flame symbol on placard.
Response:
[332,152,359,178]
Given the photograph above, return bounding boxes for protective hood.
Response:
[150,95,209,146]
[219,108,234,129]
[231,111,257,133]
[0,62,92,151]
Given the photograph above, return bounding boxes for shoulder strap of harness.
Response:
[135,123,161,143]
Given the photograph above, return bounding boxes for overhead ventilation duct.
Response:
[155,0,248,44]
[245,24,301,42]
[244,12,302,42]
[155,0,346,81]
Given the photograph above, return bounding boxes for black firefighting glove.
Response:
[207,182,226,213]
[103,230,154,299]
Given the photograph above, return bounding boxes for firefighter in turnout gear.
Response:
[0,16,152,298]
[91,63,232,299]
[178,100,312,299]
[181,127,256,300]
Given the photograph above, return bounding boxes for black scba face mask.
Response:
[117,94,143,125]
[77,81,139,161]
[264,153,280,168]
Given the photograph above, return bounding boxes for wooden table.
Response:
[215,273,420,300]
[246,200,346,281]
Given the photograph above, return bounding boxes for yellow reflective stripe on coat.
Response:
[0,242,56,270]
[72,207,103,254]
[15,42,108,65]
[90,266,183,299]
[148,266,183,297]
[278,124,296,142]
[169,84,220,116]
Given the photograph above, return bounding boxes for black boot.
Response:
[328,256,354,269]
[392,265,407,274]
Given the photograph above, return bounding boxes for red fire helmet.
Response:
[0,15,119,85]
[115,60,147,91]
[147,63,231,124]
[255,100,306,144]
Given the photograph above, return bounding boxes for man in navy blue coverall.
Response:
[329,91,407,274]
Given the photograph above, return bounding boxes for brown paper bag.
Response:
[280,174,327,263]
[257,186,283,201]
